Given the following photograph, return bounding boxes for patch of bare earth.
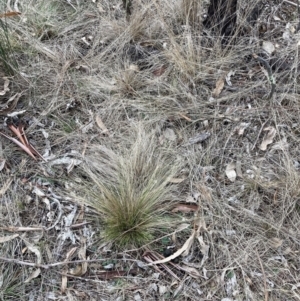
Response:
[0,0,300,300]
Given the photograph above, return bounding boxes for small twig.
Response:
[57,272,105,283]
[0,222,89,233]
[256,249,268,301]
[283,0,298,7]
[66,0,77,11]
[178,112,192,122]
[46,198,63,231]
[0,257,110,269]
[0,226,43,232]
[69,221,91,229]
[252,54,276,100]
[0,177,13,197]
[251,117,270,150]
[122,0,132,21]
[0,92,22,115]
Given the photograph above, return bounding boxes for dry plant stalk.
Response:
[182,0,200,28]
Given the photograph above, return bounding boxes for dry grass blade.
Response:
[0,177,13,196]
[0,12,21,18]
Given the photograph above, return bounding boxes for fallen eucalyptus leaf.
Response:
[225,162,236,182]
[147,230,196,265]
[0,234,19,243]
[168,177,186,184]
[260,126,276,151]
[225,70,235,86]
[95,114,109,135]
[0,77,9,96]
[24,268,41,283]
[212,78,224,97]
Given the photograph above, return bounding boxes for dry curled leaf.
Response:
[181,265,201,278]
[225,70,235,86]
[23,240,42,264]
[69,244,87,276]
[225,162,236,182]
[164,128,176,141]
[61,247,77,293]
[185,195,197,204]
[175,223,190,232]
[262,41,275,55]
[168,177,186,184]
[196,183,213,202]
[0,177,13,196]
[212,78,224,97]
[171,203,198,213]
[271,138,289,151]
[269,237,283,249]
[61,274,68,294]
[147,230,196,265]
[0,11,21,18]
[49,157,82,173]
[153,65,167,76]
[197,235,209,267]
[260,126,276,151]
[0,158,5,172]
[188,132,210,144]
[236,122,250,136]
[0,77,9,96]
[0,233,19,243]
[236,160,243,178]
[159,285,168,295]
[95,114,109,135]
[24,268,41,283]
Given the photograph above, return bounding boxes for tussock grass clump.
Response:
[83,126,180,248]
[0,19,17,75]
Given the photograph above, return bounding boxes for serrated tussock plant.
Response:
[0,18,17,75]
[83,127,179,248]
